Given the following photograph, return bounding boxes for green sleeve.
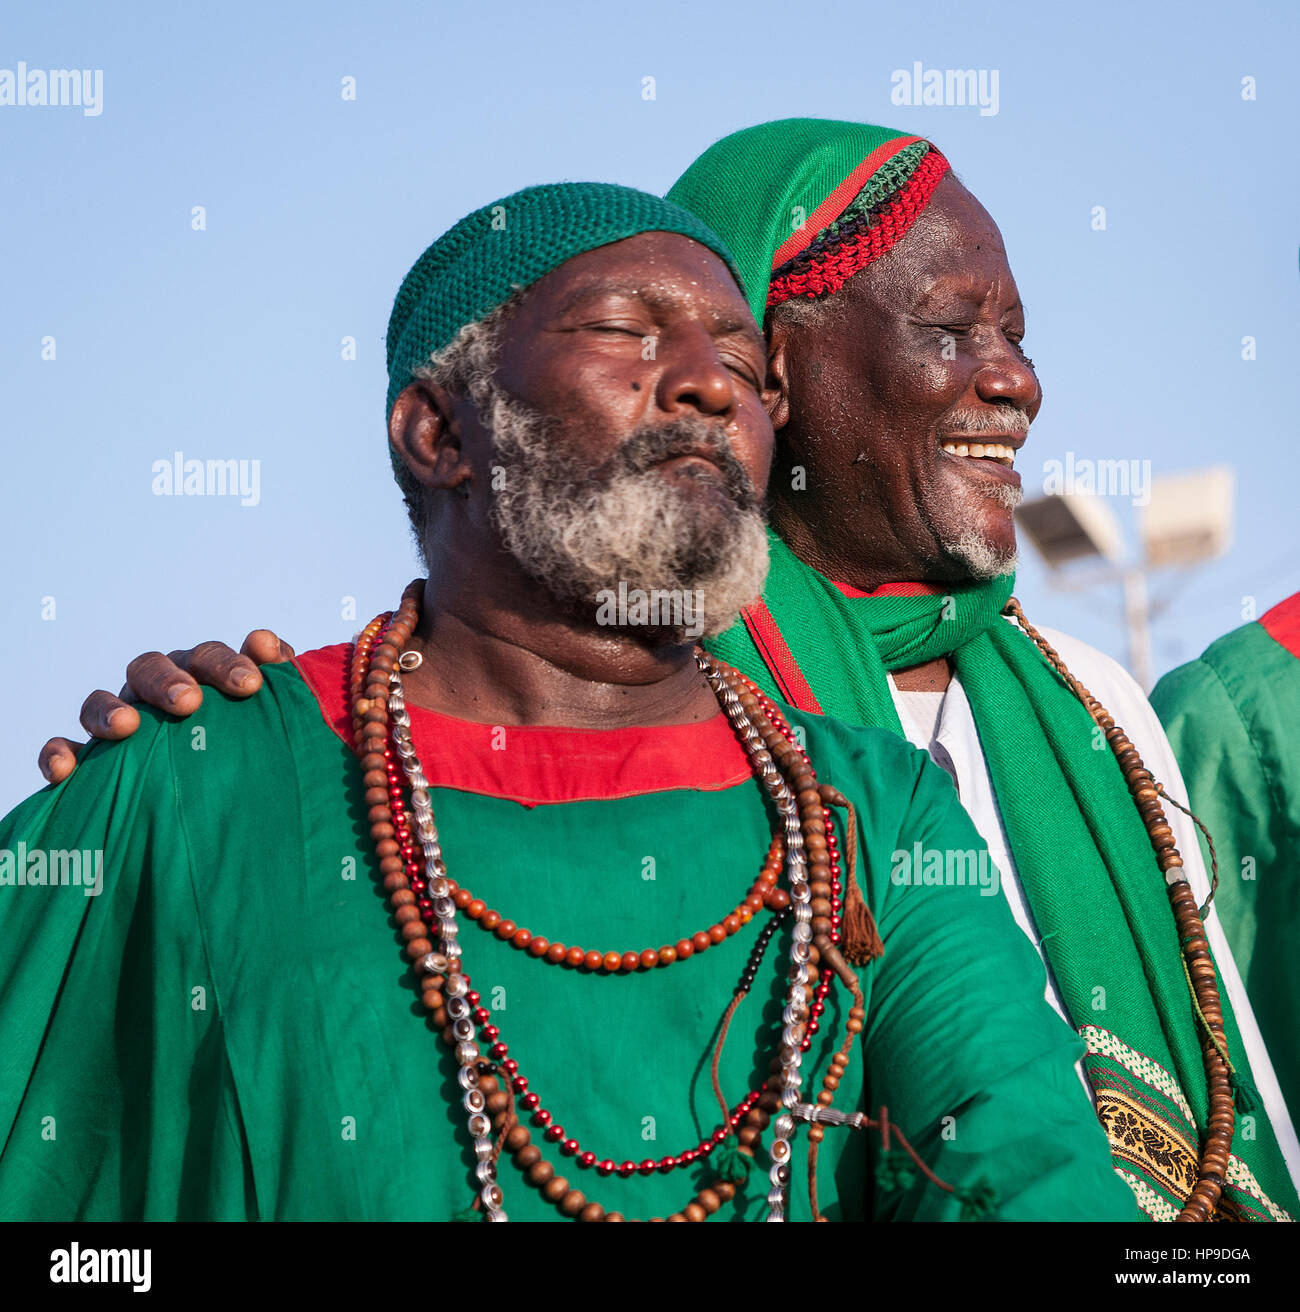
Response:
[1151,653,1300,1111]
[1150,658,1266,975]
[857,746,1138,1221]
[0,716,254,1221]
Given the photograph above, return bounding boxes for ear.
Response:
[763,318,792,433]
[388,382,474,495]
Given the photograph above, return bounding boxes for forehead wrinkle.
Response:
[909,265,1015,312]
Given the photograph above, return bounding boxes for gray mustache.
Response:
[944,407,1032,436]
[605,420,759,510]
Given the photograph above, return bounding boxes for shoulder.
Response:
[1150,652,1230,727]
[1015,620,1193,775]
[1153,608,1300,743]
[777,700,961,831]
[784,700,930,778]
[3,658,332,841]
[1025,622,1144,705]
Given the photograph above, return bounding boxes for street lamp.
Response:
[1016,467,1234,690]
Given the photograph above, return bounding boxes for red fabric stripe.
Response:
[740,602,824,714]
[768,151,949,309]
[830,579,946,599]
[769,135,922,270]
[292,642,753,807]
[1260,591,1300,660]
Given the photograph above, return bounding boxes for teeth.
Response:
[941,441,1017,466]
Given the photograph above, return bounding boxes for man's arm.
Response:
[1,718,253,1219]
[854,738,1139,1221]
[38,630,294,783]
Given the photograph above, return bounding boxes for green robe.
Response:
[1152,594,1300,1121]
[0,645,1135,1221]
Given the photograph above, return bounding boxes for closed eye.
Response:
[587,323,648,337]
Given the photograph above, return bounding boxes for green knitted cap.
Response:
[385,181,744,418]
[666,119,934,322]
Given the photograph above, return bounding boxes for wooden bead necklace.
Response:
[352,582,963,1221]
[350,582,834,1221]
[447,830,792,973]
[1005,599,1239,1223]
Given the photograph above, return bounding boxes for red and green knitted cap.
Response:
[385,181,742,417]
[666,118,949,323]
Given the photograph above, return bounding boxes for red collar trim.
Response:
[740,603,824,715]
[1261,592,1300,660]
[292,643,754,807]
[829,579,947,599]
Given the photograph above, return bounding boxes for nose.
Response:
[973,338,1041,416]
[655,326,741,421]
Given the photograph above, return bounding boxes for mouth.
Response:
[939,437,1023,466]
[938,435,1025,487]
[658,451,726,475]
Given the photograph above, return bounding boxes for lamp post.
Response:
[1016,467,1234,691]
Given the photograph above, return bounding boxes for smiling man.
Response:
[668,118,1300,1221]
[0,181,1137,1223]
[39,125,1300,1224]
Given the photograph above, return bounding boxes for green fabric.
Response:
[0,659,1136,1221]
[824,139,930,240]
[706,531,1298,1221]
[1152,615,1300,1120]
[666,118,914,322]
[385,181,743,417]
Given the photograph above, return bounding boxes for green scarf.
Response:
[708,530,1297,1222]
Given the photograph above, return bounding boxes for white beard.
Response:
[937,478,1022,579]
[483,383,770,641]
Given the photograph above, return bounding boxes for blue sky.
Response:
[1,1,1296,812]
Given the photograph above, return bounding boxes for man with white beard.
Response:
[1,181,1136,1222]
[51,120,1300,1224]
[667,118,1299,1221]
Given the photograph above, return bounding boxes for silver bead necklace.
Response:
[385,648,813,1222]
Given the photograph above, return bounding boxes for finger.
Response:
[79,691,143,740]
[39,737,86,784]
[125,651,204,716]
[240,629,295,664]
[182,639,263,696]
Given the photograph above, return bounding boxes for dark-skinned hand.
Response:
[38,630,295,784]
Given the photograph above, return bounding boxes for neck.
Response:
[396,552,721,729]
[769,500,962,691]
[770,497,972,592]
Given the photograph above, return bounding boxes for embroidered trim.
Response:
[1084,1025,1293,1223]
[1096,1088,1199,1201]
[1081,1025,1197,1127]
[1116,1169,1179,1222]
[1227,1154,1293,1223]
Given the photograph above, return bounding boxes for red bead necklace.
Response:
[350,586,861,1220]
